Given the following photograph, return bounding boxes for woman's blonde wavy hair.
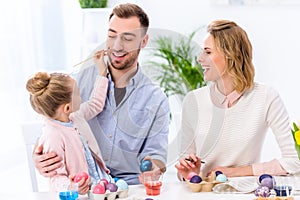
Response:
[207,20,255,93]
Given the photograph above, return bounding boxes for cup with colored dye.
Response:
[274,185,292,197]
[59,182,79,200]
[59,190,79,200]
[143,171,163,196]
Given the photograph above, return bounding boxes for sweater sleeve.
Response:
[74,75,108,121]
[178,91,198,158]
[252,86,300,175]
[39,130,70,192]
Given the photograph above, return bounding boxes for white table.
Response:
[1,182,299,200]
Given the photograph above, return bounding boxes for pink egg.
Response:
[187,172,198,180]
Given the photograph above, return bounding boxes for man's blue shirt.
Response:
[76,64,170,185]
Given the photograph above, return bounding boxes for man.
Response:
[33,3,170,185]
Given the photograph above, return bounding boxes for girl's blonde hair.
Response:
[26,72,72,117]
[207,20,255,93]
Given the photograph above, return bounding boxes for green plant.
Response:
[146,30,206,98]
[291,122,300,160]
[79,0,107,8]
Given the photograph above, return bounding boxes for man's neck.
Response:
[109,65,138,88]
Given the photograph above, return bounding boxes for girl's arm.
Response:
[74,50,108,121]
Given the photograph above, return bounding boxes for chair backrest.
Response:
[21,121,43,192]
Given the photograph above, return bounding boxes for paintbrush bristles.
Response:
[73,50,107,68]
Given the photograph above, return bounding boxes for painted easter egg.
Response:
[190,175,202,183]
[216,174,227,182]
[187,172,198,180]
[116,179,128,190]
[140,159,152,172]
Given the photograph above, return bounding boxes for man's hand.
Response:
[138,156,165,184]
[33,144,62,177]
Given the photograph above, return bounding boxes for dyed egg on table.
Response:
[254,185,271,198]
[215,170,223,177]
[258,174,273,183]
[93,182,106,194]
[106,183,118,192]
[216,174,227,182]
[258,174,275,190]
[187,172,198,180]
[116,179,128,190]
[190,175,202,183]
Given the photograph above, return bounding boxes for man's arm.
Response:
[33,142,62,177]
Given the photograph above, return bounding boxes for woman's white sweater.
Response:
[179,82,300,176]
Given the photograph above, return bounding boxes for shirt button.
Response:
[104,158,108,161]
[110,90,113,94]
[109,134,113,138]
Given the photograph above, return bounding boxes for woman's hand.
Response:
[175,154,202,180]
[94,50,107,76]
[33,144,62,177]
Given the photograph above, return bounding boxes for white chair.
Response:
[21,121,43,192]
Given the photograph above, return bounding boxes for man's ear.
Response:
[141,34,149,48]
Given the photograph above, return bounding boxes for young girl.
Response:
[26,50,110,194]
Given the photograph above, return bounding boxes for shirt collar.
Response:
[213,84,242,108]
[51,118,73,127]
[107,64,142,88]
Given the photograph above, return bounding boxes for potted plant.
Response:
[79,0,108,8]
[145,29,206,99]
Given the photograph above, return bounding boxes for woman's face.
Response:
[198,34,226,82]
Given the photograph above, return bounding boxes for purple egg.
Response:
[258,174,273,183]
[215,170,223,176]
[105,183,118,192]
[190,175,202,183]
[255,185,271,197]
[260,177,274,189]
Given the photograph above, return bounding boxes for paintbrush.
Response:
[185,158,205,164]
[73,50,107,68]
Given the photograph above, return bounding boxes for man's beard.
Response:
[108,45,141,71]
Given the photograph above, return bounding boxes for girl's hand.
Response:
[175,154,202,180]
[69,174,90,195]
[94,50,107,76]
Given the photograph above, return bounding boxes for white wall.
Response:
[137,0,300,119]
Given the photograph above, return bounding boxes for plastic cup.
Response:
[59,190,78,200]
[59,182,79,200]
[143,171,163,196]
[144,181,162,195]
[274,185,292,197]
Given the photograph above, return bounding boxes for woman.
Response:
[175,19,300,180]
